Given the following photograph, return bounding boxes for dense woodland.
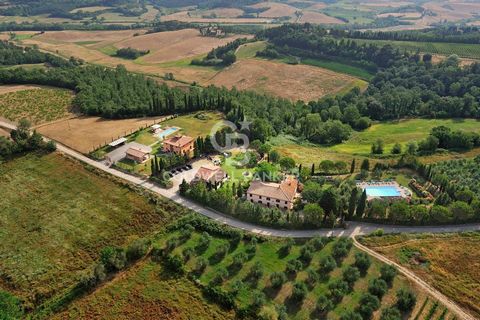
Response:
[261,24,480,122]
[336,26,480,44]
[0,41,80,67]
[0,0,146,19]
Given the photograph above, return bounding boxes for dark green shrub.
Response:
[380,307,402,320]
[270,271,287,289]
[368,278,388,298]
[290,282,308,302]
[354,252,371,276]
[396,288,416,312]
[341,310,363,320]
[357,293,380,319]
[316,294,334,314]
[319,254,337,274]
[380,264,397,286]
[286,259,303,274]
[126,238,150,262]
[342,266,360,289]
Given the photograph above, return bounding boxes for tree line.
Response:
[334,26,480,44]
[0,41,81,67]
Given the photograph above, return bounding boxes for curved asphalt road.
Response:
[1,120,479,320]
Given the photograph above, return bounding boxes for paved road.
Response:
[2,120,479,320]
[2,120,479,239]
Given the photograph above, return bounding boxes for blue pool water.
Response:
[157,127,178,139]
[365,186,401,197]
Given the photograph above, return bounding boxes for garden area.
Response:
[161,111,225,139]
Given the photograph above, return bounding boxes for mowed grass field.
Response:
[161,111,225,139]
[360,232,480,319]
[329,119,480,155]
[0,153,184,308]
[350,38,480,60]
[0,86,75,125]
[269,119,480,167]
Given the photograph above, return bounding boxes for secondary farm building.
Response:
[247,177,299,210]
[163,135,194,158]
[193,165,228,188]
[126,147,151,163]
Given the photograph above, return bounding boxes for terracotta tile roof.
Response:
[247,178,298,202]
[194,165,227,184]
[126,147,149,158]
[163,135,194,147]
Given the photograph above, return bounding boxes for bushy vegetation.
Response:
[0,40,80,67]
[191,38,250,67]
[0,119,56,160]
[114,47,150,59]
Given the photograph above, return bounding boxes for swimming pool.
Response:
[364,186,401,197]
[156,127,178,139]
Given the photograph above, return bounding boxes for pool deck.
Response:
[356,181,412,201]
[154,126,180,140]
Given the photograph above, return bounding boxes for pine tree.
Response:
[356,190,367,218]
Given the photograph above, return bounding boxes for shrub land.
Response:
[0,152,186,312]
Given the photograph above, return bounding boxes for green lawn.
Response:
[236,41,268,60]
[350,38,480,60]
[221,154,254,183]
[0,153,184,308]
[161,111,225,139]
[301,58,374,81]
[329,119,480,155]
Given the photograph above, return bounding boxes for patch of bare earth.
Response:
[0,84,44,95]
[161,11,271,23]
[37,116,169,153]
[116,29,251,64]
[206,59,358,101]
[0,127,10,137]
[33,29,145,45]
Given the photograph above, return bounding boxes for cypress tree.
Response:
[356,190,367,218]
[311,163,315,176]
[347,188,358,219]
[350,159,356,174]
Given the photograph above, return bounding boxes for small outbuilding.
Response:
[126,147,150,163]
